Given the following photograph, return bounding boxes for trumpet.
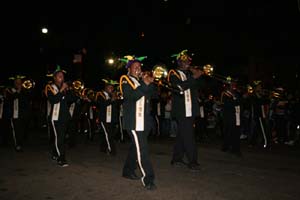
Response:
[22,79,35,90]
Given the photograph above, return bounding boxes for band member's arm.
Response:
[66,90,79,104]
[169,74,203,91]
[122,81,151,101]
[47,90,64,104]
[96,94,112,107]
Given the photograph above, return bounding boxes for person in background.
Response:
[6,75,32,152]
[221,81,242,156]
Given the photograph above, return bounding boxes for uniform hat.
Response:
[119,55,147,68]
[53,65,67,75]
[9,75,26,80]
[171,49,193,64]
[102,79,119,85]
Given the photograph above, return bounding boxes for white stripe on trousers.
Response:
[51,120,61,156]
[119,116,124,141]
[258,117,267,148]
[155,116,160,136]
[10,119,17,147]
[131,130,146,186]
[101,122,111,152]
[87,118,92,139]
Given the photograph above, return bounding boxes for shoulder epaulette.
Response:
[45,84,56,97]
[119,75,136,95]
[96,91,106,101]
[167,69,181,82]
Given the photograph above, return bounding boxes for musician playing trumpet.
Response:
[45,66,77,167]
[119,55,157,190]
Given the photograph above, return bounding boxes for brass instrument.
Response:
[22,79,35,90]
[151,64,184,94]
[68,80,85,97]
[81,88,96,101]
[191,64,237,84]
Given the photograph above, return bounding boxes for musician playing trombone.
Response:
[168,50,203,171]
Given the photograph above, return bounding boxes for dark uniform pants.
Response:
[223,117,241,153]
[100,122,116,154]
[194,117,207,142]
[66,118,79,147]
[50,120,68,160]
[172,117,198,165]
[11,118,26,148]
[123,129,155,186]
[0,119,9,145]
[249,117,270,147]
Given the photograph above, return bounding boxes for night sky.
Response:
[1,0,300,87]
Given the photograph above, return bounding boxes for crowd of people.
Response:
[1,50,299,190]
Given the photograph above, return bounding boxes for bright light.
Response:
[41,28,48,34]
[108,58,114,65]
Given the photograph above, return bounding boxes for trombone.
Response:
[151,65,184,94]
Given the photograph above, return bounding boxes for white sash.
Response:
[129,76,145,131]
[106,105,112,123]
[200,106,204,118]
[0,100,3,119]
[177,70,192,117]
[13,99,19,119]
[47,100,51,117]
[89,107,93,119]
[120,105,123,117]
[157,102,161,116]
[235,105,240,126]
[103,91,112,123]
[261,105,266,119]
[69,103,75,117]
[51,84,60,121]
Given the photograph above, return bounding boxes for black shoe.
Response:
[188,164,201,171]
[145,183,157,191]
[57,160,69,167]
[122,173,140,180]
[171,160,187,167]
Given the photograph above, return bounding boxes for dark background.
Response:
[1,0,300,89]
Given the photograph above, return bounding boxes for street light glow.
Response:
[41,28,48,34]
[108,58,114,64]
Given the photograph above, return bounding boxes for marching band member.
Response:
[45,66,76,167]
[0,86,9,146]
[96,79,119,155]
[221,81,242,156]
[66,87,82,148]
[80,88,96,141]
[248,81,269,148]
[120,55,157,190]
[167,50,203,171]
[7,75,32,152]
